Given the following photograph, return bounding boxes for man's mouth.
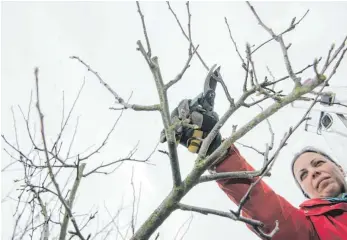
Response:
[316,177,330,190]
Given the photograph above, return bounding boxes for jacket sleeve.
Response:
[215,145,317,239]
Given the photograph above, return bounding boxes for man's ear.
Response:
[337,164,346,177]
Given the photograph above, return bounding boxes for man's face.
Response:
[293,152,346,198]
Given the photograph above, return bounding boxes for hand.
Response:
[160,99,222,155]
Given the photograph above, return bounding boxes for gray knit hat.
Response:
[291,146,338,198]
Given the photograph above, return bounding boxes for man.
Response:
[168,99,347,239]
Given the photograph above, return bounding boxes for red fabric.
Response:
[215,145,347,240]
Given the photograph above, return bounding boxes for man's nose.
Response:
[312,170,321,179]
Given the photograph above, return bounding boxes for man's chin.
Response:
[320,183,341,198]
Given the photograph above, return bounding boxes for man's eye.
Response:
[300,172,307,181]
[316,160,325,166]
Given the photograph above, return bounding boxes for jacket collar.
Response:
[299,198,332,208]
[300,192,347,208]
[300,198,347,216]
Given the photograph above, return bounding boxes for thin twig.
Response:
[71,56,160,111]
[166,1,209,70]
[236,142,264,155]
[264,58,322,87]
[165,45,200,89]
[79,109,125,161]
[246,43,259,86]
[211,69,235,106]
[136,2,152,58]
[321,36,347,73]
[177,203,266,229]
[11,107,20,150]
[52,80,85,153]
[251,9,309,55]
[82,142,157,177]
[174,214,193,240]
[243,57,250,92]
[253,98,274,150]
[247,1,301,85]
[130,167,136,235]
[66,117,79,160]
[186,1,193,56]
[34,68,86,240]
[224,17,245,67]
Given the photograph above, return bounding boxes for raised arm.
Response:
[215,145,317,239]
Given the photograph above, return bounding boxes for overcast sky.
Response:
[2,1,347,240]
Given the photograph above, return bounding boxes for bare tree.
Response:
[2,71,155,239]
[3,1,346,240]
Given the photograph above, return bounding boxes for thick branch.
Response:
[135,16,182,186]
[149,56,182,186]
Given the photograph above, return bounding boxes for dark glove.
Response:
[160,99,222,155]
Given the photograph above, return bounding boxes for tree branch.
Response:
[131,40,346,238]
[264,58,322,87]
[78,109,124,161]
[199,170,268,183]
[165,45,199,90]
[186,1,193,56]
[247,1,301,85]
[82,157,154,178]
[148,56,182,186]
[177,202,279,239]
[70,56,160,111]
[166,1,209,71]
[136,1,152,58]
[34,68,86,240]
[59,163,86,240]
[251,9,309,55]
[224,17,245,67]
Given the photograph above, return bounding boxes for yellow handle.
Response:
[187,130,203,153]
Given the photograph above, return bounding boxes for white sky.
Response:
[1,1,347,240]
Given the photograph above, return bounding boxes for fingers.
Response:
[177,99,191,120]
[160,98,219,146]
[190,111,203,128]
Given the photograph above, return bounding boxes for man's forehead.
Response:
[294,152,323,169]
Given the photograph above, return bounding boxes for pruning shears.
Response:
[189,64,221,114]
[185,64,222,152]
[159,64,222,153]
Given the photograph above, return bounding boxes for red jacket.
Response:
[215,145,347,240]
